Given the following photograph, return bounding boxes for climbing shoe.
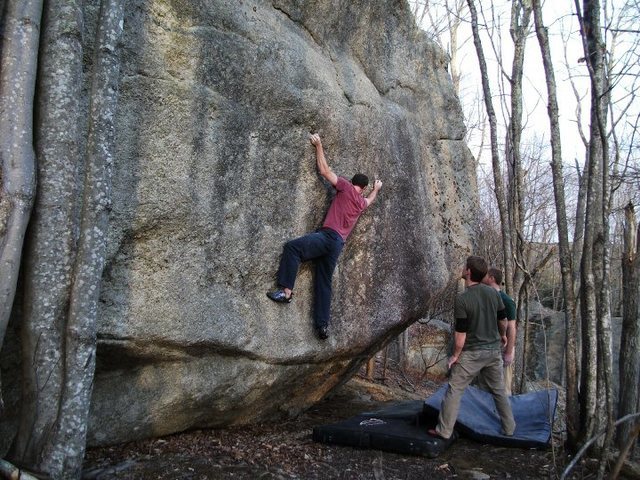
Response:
[316,325,329,340]
[267,289,292,303]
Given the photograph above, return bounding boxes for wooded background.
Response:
[409,0,639,476]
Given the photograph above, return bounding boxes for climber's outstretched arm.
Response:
[309,133,337,186]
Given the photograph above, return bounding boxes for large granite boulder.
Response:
[77,0,477,445]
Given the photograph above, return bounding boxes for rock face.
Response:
[84,0,477,445]
[525,303,567,385]
[526,303,623,402]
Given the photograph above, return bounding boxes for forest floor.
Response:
[82,364,612,480]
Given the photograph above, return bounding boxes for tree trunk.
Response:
[0,0,42,410]
[591,15,615,475]
[466,0,515,294]
[618,203,639,453]
[366,356,375,380]
[572,159,587,299]
[48,0,124,474]
[505,2,538,398]
[575,1,615,464]
[506,0,531,302]
[58,0,125,466]
[516,281,528,394]
[531,0,580,449]
[390,329,409,370]
[573,0,601,445]
[579,214,600,444]
[12,0,125,477]
[12,0,85,472]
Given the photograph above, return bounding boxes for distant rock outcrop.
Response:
[4,0,478,446]
[525,302,623,402]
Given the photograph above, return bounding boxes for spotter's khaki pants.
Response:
[477,350,515,395]
[436,349,516,439]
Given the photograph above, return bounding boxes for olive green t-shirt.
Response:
[454,283,505,350]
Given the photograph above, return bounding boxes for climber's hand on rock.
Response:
[309,133,322,147]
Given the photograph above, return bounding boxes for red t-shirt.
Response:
[322,177,368,240]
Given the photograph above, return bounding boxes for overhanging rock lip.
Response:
[95,335,376,369]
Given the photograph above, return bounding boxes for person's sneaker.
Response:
[267,289,292,303]
[427,428,448,440]
[427,428,458,447]
[316,325,328,340]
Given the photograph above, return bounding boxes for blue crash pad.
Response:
[423,384,557,448]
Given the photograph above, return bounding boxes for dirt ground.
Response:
[82,366,605,480]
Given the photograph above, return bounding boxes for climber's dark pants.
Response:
[276,228,344,329]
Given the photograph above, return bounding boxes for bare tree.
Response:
[466,1,571,395]
[560,20,590,303]
[531,0,581,449]
[505,0,531,304]
[474,170,504,265]
[409,1,491,166]
[574,2,616,462]
[466,0,515,297]
[412,0,468,79]
[502,0,535,395]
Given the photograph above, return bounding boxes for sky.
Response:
[409,0,640,239]
[410,0,639,175]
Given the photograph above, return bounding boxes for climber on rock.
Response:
[267,133,382,340]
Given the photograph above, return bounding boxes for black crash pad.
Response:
[423,384,557,449]
[312,400,455,458]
